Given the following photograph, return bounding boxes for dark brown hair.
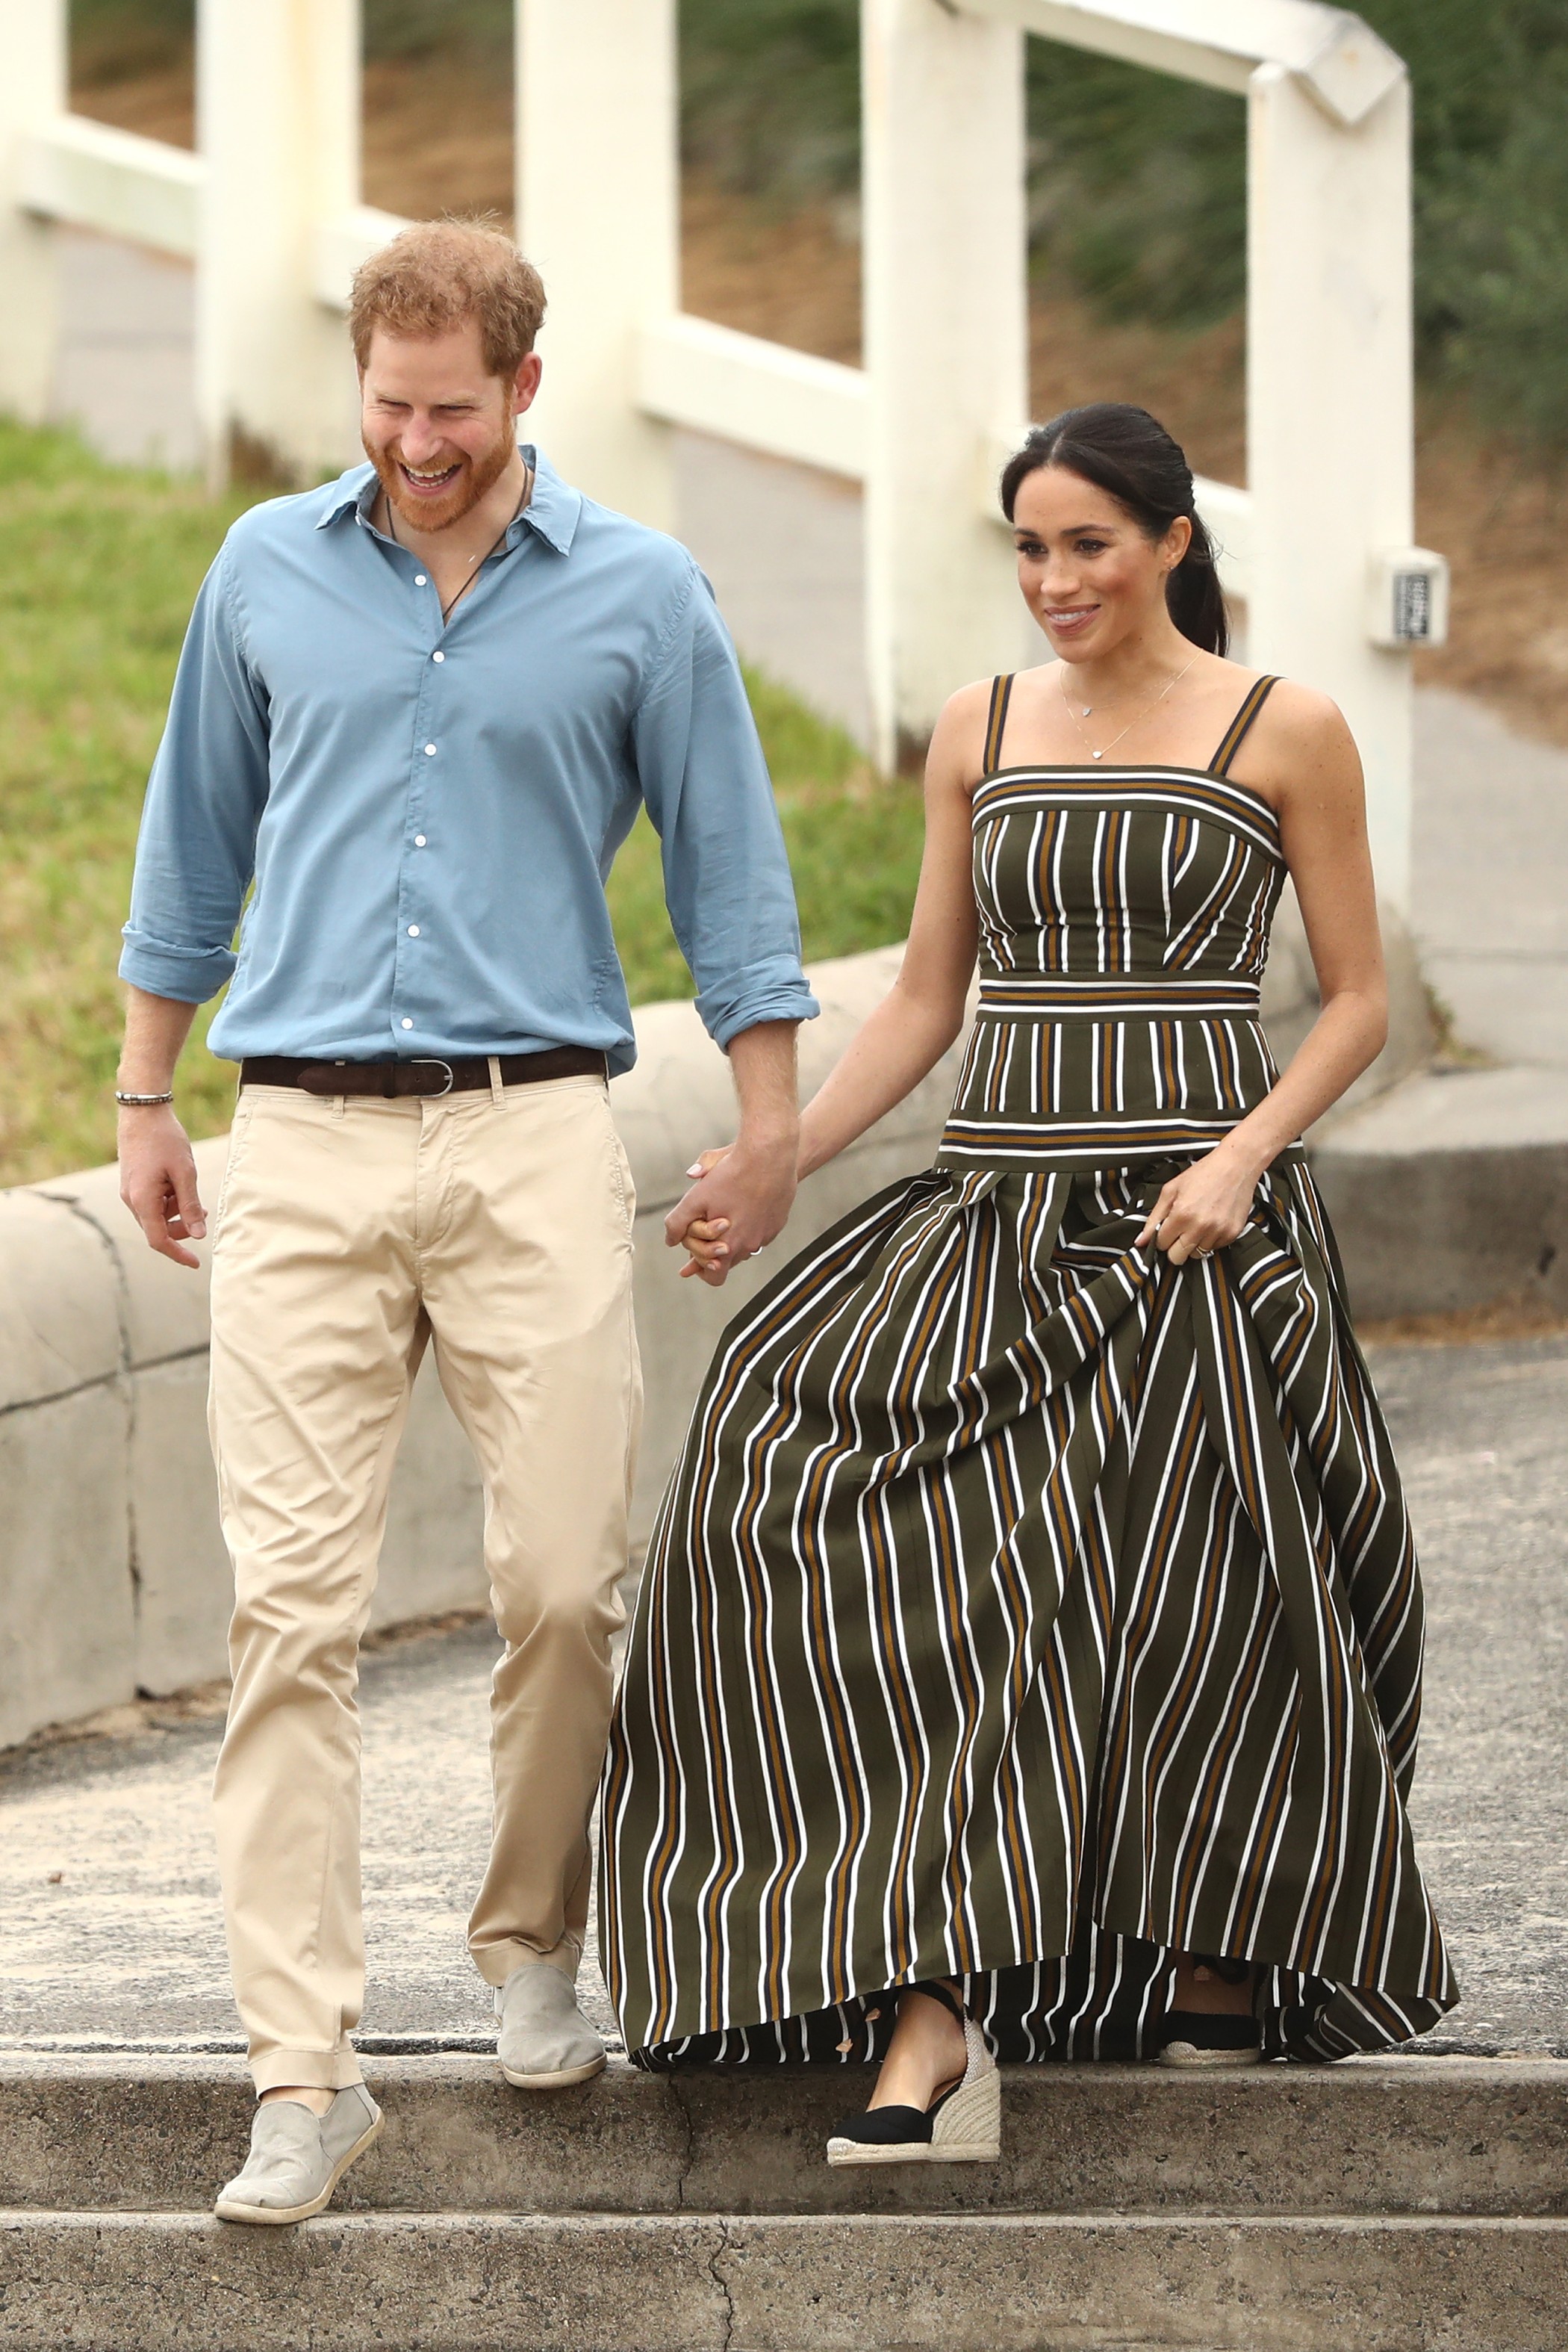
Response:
[349,217,547,379]
[1000,403,1229,657]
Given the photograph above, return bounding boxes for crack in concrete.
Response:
[704,2215,735,2352]
[35,1190,143,1610]
[0,1339,207,1422]
[668,2076,698,2212]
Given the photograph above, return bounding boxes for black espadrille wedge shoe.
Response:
[826,1982,1001,2167]
[1155,1955,1263,2069]
[1154,2011,1263,2068]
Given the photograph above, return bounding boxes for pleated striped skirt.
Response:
[600,1155,1456,2068]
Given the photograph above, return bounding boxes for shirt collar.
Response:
[313,470,371,529]
[312,447,583,555]
[514,448,582,555]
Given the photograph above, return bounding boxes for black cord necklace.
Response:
[380,468,533,622]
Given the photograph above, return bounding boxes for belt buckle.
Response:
[410,1058,455,1098]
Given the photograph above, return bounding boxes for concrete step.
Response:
[3,2054,1565,2219]
[4,2206,1567,2351]
[1311,1064,1568,1320]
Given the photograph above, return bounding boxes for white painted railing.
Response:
[18,112,202,258]
[0,0,1443,911]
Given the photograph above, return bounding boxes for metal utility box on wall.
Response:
[1368,547,1451,650]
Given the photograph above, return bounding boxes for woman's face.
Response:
[1012,463,1190,663]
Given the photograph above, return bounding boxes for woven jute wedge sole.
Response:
[1157,2037,1263,2070]
[827,2020,1001,2166]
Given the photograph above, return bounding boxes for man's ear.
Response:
[513,352,544,418]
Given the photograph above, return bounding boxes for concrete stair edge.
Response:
[4,2207,1568,2352]
[4,2052,1566,2221]
[1309,1062,1568,1318]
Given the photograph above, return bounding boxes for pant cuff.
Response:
[471,1933,582,1990]
[250,2046,364,2095]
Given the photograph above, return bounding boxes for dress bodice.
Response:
[939,674,1290,1170]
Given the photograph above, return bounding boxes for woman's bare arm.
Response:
[794,691,984,1176]
[1138,681,1388,1262]
[673,683,986,1282]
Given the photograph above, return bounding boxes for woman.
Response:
[601,403,1455,2166]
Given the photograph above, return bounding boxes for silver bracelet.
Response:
[115,1089,174,1107]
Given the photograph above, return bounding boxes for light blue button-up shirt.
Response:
[120,450,818,1071]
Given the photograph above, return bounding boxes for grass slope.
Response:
[0,419,924,1188]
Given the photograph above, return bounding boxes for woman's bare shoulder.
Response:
[930,674,1009,794]
[1224,673,1358,807]
[1253,674,1354,751]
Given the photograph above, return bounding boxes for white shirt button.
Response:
[400,1017,414,1031]
[408,925,420,937]
[414,574,427,586]
[424,743,437,756]
[414,834,427,847]
[432,650,445,663]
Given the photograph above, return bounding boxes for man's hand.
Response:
[119,1105,208,1270]
[665,1020,802,1287]
[665,1138,797,1286]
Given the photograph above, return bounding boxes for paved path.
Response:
[4,1334,1564,2064]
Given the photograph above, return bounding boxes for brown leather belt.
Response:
[240,1046,607,1099]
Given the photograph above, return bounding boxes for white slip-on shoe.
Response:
[214,2082,383,2225]
[497,1958,607,2090]
[827,1985,1001,2167]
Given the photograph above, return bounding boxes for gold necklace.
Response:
[1059,654,1198,762]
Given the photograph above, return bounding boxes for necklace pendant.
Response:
[1080,705,1093,716]
[1092,748,1104,760]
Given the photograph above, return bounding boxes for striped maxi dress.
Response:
[601,674,1456,2069]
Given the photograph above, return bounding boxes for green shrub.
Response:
[680,0,860,204]
[362,0,511,61]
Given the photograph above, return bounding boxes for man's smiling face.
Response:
[359,319,537,532]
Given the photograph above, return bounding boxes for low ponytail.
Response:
[1165,509,1228,657]
[1000,404,1231,658]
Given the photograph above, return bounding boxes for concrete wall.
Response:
[0,949,965,1751]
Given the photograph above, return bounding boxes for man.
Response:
[116,219,814,2224]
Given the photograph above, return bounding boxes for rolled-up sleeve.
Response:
[632,566,818,1049]
[119,544,270,1003]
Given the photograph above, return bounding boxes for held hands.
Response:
[665,1138,797,1286]
[118,1105,208,1270]
[1135,1138,1266,1267]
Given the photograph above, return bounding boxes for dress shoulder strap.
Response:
[1209,674,1279,777]
[983,674,1015,775]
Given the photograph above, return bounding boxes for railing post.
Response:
[0,0,66,426]
[861,0,1028,771]
[514,0,678,530]
[1247,60,1415,916]
[195,0,361,488]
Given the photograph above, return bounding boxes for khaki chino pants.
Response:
[207,1075,641,2091]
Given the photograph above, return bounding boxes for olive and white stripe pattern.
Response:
[941,677,1288,1169]
[600,1161,1454,2067]
[600,679,1454,2070]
